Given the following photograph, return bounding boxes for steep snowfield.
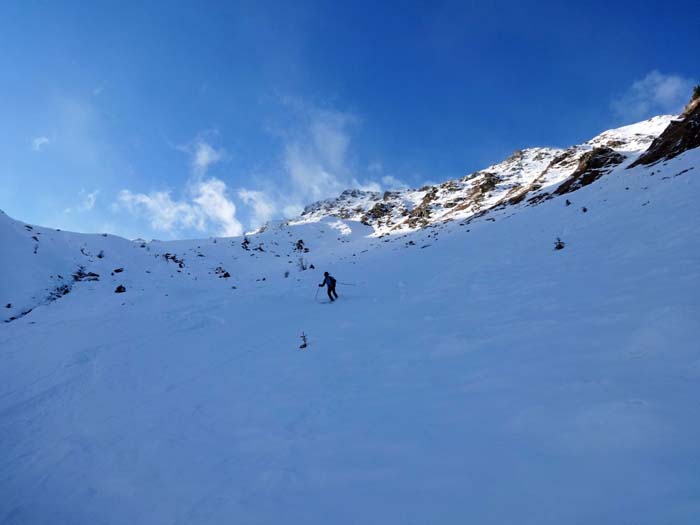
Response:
[1,128,699,523]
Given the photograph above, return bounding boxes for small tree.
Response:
[693,85,700,101]
[554,237,566,250]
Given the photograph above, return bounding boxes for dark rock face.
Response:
[362,202,393,223]
[554,147,625,195]
[406,187,438,228]
[73,267,100,282]
[629,97,700,168]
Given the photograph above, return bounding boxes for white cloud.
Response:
[117,189,203,232]
[192,178,243,236]
[64,189,100,214]
[175,135,226,176]
[117,135,242,237]
[238,189,277,228]
[612,70,697,121]
[118,108,407,237]
[82,189,99,211]
[281,108,357,203]
[381,175,409,191]
[241,104,407,223]
[191,140,224,175]
[117,177,243,237]
[32,136,50,151]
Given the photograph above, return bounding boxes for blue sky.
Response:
[0,0,697,239]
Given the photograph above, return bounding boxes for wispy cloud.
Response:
[192,140,224,175]
[612,70,697,121]
[381,175,409,191]
[238,189,277,229]
[118,182,242,237]
[239,102,407,222]
[64,189,99,214]
[177,134,226,175]
[32,136,50,151]
[282,107,357,205]
[116,138,243,238]
[117,107,406,237]
[82,189,99,210]
[117,179,243,237]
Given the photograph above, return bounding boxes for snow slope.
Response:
[1,116,699,524]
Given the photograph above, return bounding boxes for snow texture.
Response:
[1,115,699,524]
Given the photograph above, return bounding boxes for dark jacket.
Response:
[320,275,336,288]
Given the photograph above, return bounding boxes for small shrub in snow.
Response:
[50,284,71,299]
[115,285,126,293]
[299,332,308,349]
[554,238,566,250]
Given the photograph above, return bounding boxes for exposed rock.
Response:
[554,147,625,195]
[73,267,100,282]
[406,187,438,228]
[629,96,700,168]
[115,285,126,293]
[50,284,71,299]
[362,202,394,224]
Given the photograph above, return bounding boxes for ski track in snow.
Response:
[1,145,700,522]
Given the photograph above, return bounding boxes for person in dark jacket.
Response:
[319,272,339,302]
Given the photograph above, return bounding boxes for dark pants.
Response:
[327,285,338,301]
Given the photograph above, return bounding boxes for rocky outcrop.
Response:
[554,147,625,195]
[629,96,700,168]
[406,187,438,228]
[362,202,394,225]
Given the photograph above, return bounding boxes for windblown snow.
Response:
[1,113,699,524]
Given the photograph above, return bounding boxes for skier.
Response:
[319,272,339,302]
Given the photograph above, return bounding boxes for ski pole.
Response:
[314,287,320,301]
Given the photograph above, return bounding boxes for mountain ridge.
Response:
[290,115,674,235]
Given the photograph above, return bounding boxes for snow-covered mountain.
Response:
[293,115,673,235]
[1,97,699,524]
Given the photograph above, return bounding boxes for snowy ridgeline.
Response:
[293,115,675,234]
[0,110,699,524]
